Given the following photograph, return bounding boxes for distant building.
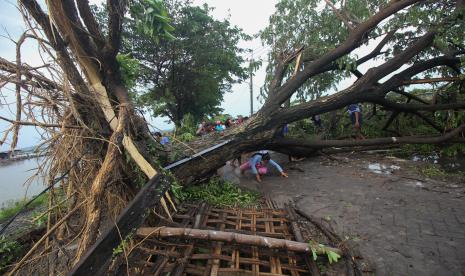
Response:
[0,152,8,159]
[0,149,24,159]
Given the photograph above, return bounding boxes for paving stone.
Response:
[455,213,465,225]
[237,154,465,275]
[418,221,437,236]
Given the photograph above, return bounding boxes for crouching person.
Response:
[240,151,288,182]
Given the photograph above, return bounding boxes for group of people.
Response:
[196,115,248,136]
[153,104,365,184]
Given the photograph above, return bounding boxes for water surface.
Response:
[0,158,45,207]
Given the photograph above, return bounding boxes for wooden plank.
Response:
[231,210,242,270]
[68,174,171,276]
[191,253,233,262]
[268,209,281,274]
[211,211,227,275]
[171,203,209,276]
[252,208,260,274]
[277,208,297,276]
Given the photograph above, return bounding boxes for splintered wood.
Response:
[116,203,316,275]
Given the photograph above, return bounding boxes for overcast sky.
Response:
[191,0,278,115]
[0,0,278,151]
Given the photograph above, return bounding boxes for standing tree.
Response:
[124,0,247,126]
[0,0,463,274]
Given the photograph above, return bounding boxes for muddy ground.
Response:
[219,152,465,276]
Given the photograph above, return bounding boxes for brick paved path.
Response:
[223,153,465,275]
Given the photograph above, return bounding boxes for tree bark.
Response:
[136,227,342,255]
[74,106,127,260]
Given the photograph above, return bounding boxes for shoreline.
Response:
[0,154,46,167]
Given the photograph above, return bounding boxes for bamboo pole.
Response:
[136,227,342,255]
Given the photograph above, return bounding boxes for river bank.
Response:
[0,154,45,166]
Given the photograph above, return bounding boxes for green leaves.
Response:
[116,53,140,91]
[129,0,175,43]
[123,0,246,125]
[0,236,23,274]
[260,0,361,99]
[308,240,341,265]
[311,246,318,261]
[112,233,133,258]
[260,0,464,103]
[173,177,261,208]
[326,250,341,264]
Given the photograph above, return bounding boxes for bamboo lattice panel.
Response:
[120,203,313,275]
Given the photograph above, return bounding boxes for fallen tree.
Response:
[266,123,465,156]
[0,0,464,273]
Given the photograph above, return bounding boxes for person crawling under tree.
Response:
[240,151,288,183]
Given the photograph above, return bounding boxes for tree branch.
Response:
[0,115,81,129]
[381,97,445,133]
[390,89,430,105]
[357,30,396,64]
[105,0,127,58]
[273,52,461,127]
[372,100,465,112]
[19,0,105,129]
[267,123,465,154]
[374,55,460,95]
[263,0,421,110]
[48,0,98,59]
[12,33,27,150]
[269,47,304,91]
[0,57,60,91]
[411,111,444,133]
[363,31,436,85]
[76,0,105,49]
[274,32,442,124]
[323,0,354,29]
[402,76,461,85]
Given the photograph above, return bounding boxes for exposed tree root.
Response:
[74,107,128,260]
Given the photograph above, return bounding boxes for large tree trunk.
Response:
[19,0,162,257]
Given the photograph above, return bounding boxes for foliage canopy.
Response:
[122,0,248,126]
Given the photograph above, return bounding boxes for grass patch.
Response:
[0,236,24,274]
[0,193,48,222]
[419,164,448,179]
[172,177,261,208]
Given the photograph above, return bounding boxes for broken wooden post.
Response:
[68,174,171,276]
